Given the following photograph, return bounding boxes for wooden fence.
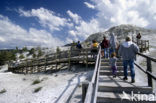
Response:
[8,48,97,74]
[83,42,156,103]
[132,38,149,52]
[135,52,156,89]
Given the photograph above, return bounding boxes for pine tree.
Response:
[19,54,25,59]
[37,49,43,58]
[29,48,35,55]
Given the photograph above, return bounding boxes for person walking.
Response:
[118,36,139,83]
[109,33,119,55]
[109,52,117,78]
[91,40,99,59]
[76,41,82,49]
[101,36,109,58]
[136,33,142,45]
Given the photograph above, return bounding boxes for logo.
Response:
[122,91,156,101]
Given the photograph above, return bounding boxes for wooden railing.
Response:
[84,47,101,103]
[83,48,156,103]
[8,48,97,73]
[132,38,149,52]
[82,38,156,102]
[135,52,156,88]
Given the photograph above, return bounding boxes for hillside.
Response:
[84,24,156,43]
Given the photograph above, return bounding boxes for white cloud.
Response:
[0,14,63,49]
[67,19,104,41]
[84,2,95,9]
[67,10,81,24]
[68,30,77,37]
[18,7,70,32]
[90,0,156,29]
[66,0,156,41]
[10,0,156,47]
[75,19,104,38]
[66,10,104,41]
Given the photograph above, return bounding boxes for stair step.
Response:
[99,70,129,76]
[101,58,123,62]
[98,76,152,94]
[101,62,123,66]
[96,91,156,103]
[100,66,123,70]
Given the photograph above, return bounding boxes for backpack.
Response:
[92,42,98,48]
[76,43,82,49]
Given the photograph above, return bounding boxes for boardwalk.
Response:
[8,48,97,74]
[83,47,156,103]
[7,38,155,102]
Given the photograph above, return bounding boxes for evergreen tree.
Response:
[22,46,28,52]
[29,48,35,55]
[37,49,43,58]
[33,53,36,58]
[56,46,61,53]
[19,54,25,59]
[0,51,16,65]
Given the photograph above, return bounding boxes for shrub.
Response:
[32,79,41,85]
[0,89,6,94]
[34,87,42,93]
[19,54,25,59]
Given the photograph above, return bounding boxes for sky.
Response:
[0,0,156,49]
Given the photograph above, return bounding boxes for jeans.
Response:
[111,66,117,75]
[123,59,135,79]
[109,47,115,56]
[104,48,109,58]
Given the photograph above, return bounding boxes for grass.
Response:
[32,79,42,85]
[34,87,42,93]
[0,89,6,94]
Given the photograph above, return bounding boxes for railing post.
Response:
[26,59,28,74]
[145,41,147,52]
[68,48,71,70]
[56,51,58,70]
[141,40,143,53]
[37,59,40,72]
[86,49,88,69]
[45,56,47,71]
[148,40,150,51]
[82,82,89,103]
[147,58,153,87]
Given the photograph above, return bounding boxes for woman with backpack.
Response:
[101,36,110,58]
[91,40,99,58]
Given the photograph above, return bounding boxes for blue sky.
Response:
[0,0,156,49]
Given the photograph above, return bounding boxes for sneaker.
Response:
[113,75,116,78]
[131,78,135,83]
[123,77,128,80]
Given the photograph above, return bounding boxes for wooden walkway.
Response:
[8,38,149,74]
[83,47,156,103]
[132,39,149,52]
[8,48,97,73]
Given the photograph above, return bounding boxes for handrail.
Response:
[137,52,156,62]
[84,47,101,103]
[9,48,97,69]
[135,52,156,87]
[93,52,101,103]
[135,62,156,80]
[91,47,101,84]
